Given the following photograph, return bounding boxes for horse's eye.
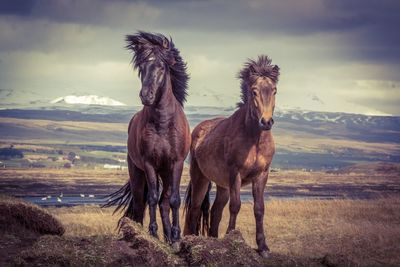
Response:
[274,90,277,95]
[252,90,258,97]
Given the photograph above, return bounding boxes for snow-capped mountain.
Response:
[50,95,126,106]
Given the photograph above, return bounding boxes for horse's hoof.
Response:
[259,250,270,259]
[172,241,181,252]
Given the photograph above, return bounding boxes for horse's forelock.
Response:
[237,55,280,106]
[126,31,189,106]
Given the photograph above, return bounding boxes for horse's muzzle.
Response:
[140,89,155,106]
[259,117,274,131]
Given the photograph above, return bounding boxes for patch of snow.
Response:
[50,95,126,106]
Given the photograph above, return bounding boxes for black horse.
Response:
[104,31,191,248]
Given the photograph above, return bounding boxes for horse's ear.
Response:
[162,37,170,49]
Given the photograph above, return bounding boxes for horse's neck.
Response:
[145,78,177,124]
[237,104,271,142]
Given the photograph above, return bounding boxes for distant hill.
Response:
[0,106,399,170]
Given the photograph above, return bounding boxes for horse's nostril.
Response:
[259,118,274,129]
[260,118,267,127]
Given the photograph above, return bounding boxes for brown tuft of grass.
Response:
[0,195,64,236]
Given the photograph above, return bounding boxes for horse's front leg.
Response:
[252,171,269,258]
[144,162,159,238]
[227,172,241,233]
[170,160,184,248]
[158,181,172,243]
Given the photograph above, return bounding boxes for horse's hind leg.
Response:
[183,158,210,236]
[209,186,229,237]
[128,156,147,224]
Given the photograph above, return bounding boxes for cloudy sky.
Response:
[0,0,399,115]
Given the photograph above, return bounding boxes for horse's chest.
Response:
[236,143,274,178]
[243,153,269,172]
[142,131,176,162]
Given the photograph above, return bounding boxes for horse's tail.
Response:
[102,158,148,228]
[102,182,132,227]
[200,182,212,235]
[183,180,192,216]
[184,180,211,236]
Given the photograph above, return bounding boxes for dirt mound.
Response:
[0,196,65,266]
[14,235,113,266]
[6,214,350,266]
[0,195,65,236]
[111,217,185,266]
[179,230,264,266]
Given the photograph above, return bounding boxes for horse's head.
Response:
[126,31,189,107]
[138,55,170,106]
[249,76,277,130]
[238,56,280,131]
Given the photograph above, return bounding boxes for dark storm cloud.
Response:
[323,0,400,62]
[0,0,35,16]
[1,0,399,62]
[0,0,399,114]
[1,0,398,34]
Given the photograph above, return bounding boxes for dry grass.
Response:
[0,117,126,133]
[0,167,190,185]
[47,197,400,266]
[274,127,400,155]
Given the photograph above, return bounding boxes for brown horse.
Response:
[184,55,280,258]
[104,31,191,247]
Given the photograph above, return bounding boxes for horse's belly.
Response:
[195,138,274,189]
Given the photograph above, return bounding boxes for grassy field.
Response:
[1,164,399,265]
[46,197,400,266]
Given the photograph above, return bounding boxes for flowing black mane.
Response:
[238,55,280,106]
[125,31,189,106]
